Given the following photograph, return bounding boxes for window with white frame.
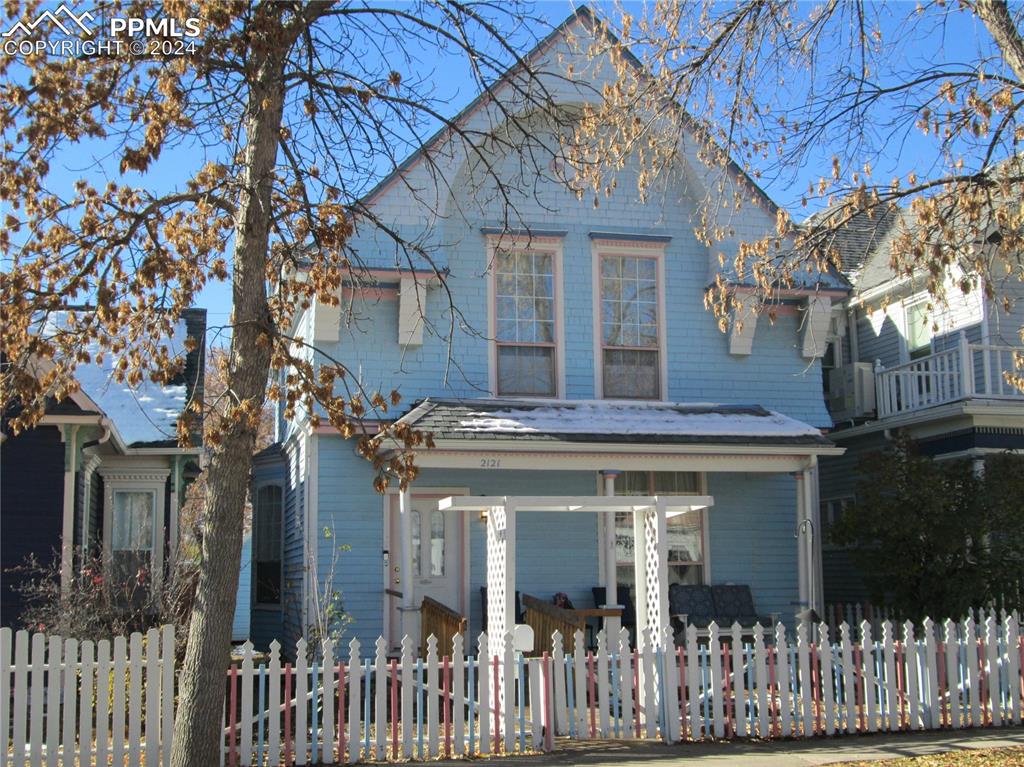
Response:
[100,468,168,592]
[110,490,156,583]
[614,471,705,587]
[253,484,283,605]
[494,247,557,396]
[600,254,660,398]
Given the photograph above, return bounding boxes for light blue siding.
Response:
[281,441,305,654]
[308,440,807,647]
[232,534,251,642]
[707,472,800,624]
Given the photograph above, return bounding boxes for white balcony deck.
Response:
[874,333,1023,418]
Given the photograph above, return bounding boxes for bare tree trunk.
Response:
[169,39,287,767]
[978,0,1024,83]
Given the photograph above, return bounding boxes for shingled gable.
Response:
[359,5,784,221]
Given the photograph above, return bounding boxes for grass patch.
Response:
[830,746,1024,767]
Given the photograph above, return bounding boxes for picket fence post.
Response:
[551,630,567,736]
[347,638,361,765]
[816,624,833,736]
[452,634,466,755]
[984,615,1000,726]
[922,618,939,729]
[571,630,586,740]
[160,626,174,767]
[1006,615,1021,725]
[476,633,490,756]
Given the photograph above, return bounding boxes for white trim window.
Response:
[99,467,169,590]
[597,248,663,399]
[110,490,156,583]
[253,484,284,606]
[616,471,706,586]
[491,242,561,397]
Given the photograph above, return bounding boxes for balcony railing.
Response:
[874,331,1023,418]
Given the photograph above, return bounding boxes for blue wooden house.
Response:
[242,8,848,653]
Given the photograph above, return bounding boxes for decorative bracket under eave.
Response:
[800,296,832,358]
[398,275,425,347]
[728,302,759,355]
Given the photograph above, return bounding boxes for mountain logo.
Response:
[3,4,95,37]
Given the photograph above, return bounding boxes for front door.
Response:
[388,496,464,648]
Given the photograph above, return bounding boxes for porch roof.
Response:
[395,397,834,448]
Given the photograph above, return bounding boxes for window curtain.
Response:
[112,491,154,551]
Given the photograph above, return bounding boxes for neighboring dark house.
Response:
[818,208,1024,610]
[1,309,207,628]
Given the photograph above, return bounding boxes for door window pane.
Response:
[430,511,445,577]
[411,510,421,576]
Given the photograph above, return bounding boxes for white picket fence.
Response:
[1,625,174,767]
[3,616,1024,766]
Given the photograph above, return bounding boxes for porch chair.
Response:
[710,584,778,629]
[668,584,716,644]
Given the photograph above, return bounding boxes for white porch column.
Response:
[795,467,818,617]
[60,424,80,595]
[632,500,670,649]
[398,487,418,642]
[485,500,516,725]
[600,471,622,638]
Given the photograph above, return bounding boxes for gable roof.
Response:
[361,5,783,219]
[40,309,206,448]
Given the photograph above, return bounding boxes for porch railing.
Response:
[874,331,1023,418]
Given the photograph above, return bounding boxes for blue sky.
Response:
[11,1,1003,340]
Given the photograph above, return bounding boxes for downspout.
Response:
[60,424,81,595]
[79,420,112,559]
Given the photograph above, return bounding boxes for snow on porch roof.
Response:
[395,398,833,447]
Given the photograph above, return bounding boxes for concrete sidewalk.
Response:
[434,729,1024,766]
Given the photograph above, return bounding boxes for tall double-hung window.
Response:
[494,247,558,396]
[600,253,661,398]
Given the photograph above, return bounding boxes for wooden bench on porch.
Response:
[420,595,466,657]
